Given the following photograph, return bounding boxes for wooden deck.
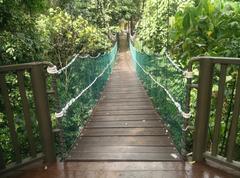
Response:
[3,35,239,178]
[65,36,181,162]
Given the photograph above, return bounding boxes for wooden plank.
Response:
[81,128,167,136]
[97,101,152,107]
[0,153,44,175]
[70,146,176,153]
[0,74,21,163]
[101,94,148,100]
[93,110,157,116]
[109,76,137,78]
[104,87,144,92]
[95,105,153,111]
[66,152,181,161]
[109,77,139,79]
[92,115,159,121]
[108,78,140,81]
[17,71,36,158]
[77,136,174,146]
[107,82,141,86]
[102,91,146,95]
[100,98,150,102]
[61,161,188,171]
[109,79,139,82]
[86,120,163,128]
[106,82,142,86]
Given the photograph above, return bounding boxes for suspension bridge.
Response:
[65,35,181,162]
[0,34,239,177]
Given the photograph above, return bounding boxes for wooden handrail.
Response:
[190,56,240,171]
[0,62,56,173]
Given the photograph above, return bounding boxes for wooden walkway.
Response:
[66,36,182,162]
[6,36,238,178]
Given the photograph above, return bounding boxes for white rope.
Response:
[109,33,117,41]
[183,71,193,79]
[130,33,136,41]
[78,53,102,59]
[165,53,193,79]
[165,52,184,73]
[131,54,191,119]
[47,53,103,75]
[47,54,79,75]
[182,125,194,132]
[55,57,115,118]
[47,44,118,75]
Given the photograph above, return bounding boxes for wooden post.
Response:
[193,58,214,161]
[212,65,227,156]
[31,65,56,164]
[226,68,240,162]
[17,71,36,158]
[0,74,21,163]
[0,147,5,169]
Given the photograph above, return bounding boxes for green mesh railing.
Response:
[130,41,190,155]
[48,43,118,157]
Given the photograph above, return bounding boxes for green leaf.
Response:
[183,12,191,33]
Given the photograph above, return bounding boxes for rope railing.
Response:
[130,40,191,153]
[47,34,119,75]
[130,39,193,79]
[55,55,116,118]
[47,44,117,118]
[47,51,111,75]
[164,52,193,79]
[130,41,191,119]
[164,52,184,73]
[130,45,191,119]
[46,43,118,155]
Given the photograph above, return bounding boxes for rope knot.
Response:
[183,71,193,79]
[55,111,64,118]
[47,65,58,74]
[181,112,191,119]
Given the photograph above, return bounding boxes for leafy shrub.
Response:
[0,11,45,65]
[170,0,240,66]
[36,8,112,67]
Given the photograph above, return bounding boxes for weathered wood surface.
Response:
[8,161,239,178]
[4,35,239,178]
[66,37,181,162]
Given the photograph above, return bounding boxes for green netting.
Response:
[130,41,187,154]
[55,43,118,156]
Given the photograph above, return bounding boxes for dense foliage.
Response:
[69,0,144,31]
[0,0,47,65]
[36,8,111,66]
[0,0,143,165]
[135,0,181,53]
[135,0,240,160]
[170,0,240,66]
[1,0,240,167]
[0,1,113,66]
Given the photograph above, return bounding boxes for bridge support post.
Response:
[0,147,5,169]
[31,64,56,164]
[193,58,214,161]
